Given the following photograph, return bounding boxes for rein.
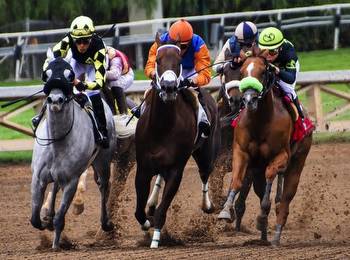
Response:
[34,96,75,146]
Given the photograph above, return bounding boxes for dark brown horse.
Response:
[134,38,220,248]
[218,50,312,246]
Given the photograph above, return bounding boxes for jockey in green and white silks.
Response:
[259,27,304,120]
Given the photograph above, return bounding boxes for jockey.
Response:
[105,46,135,119]
[213,21,258,74]
[258,27,305,120]
[33,15,109,148]
[144,19,212,137]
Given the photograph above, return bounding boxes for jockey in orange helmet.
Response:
[145,19,211,87]
[144,19,212,137]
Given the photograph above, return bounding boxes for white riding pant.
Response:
[106,69,134,90]
[277,60,300,100]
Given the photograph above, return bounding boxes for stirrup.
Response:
[97,135,109,148]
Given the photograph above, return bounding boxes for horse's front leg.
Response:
[31,172,49,230]
[135,165,153,231]
[147,174,163,218]
[234,169,253,231]
[72,170,88,215]
[151,167,184,249]
[41,182,59,231]
[218,147,249,221]
[258,150,289,242]
[52,178,79,249]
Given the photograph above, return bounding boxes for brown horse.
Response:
[218,50,312,245]
[216,49,261,231]
[134,38,220,248]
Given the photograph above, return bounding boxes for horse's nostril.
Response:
[47,97,53,104]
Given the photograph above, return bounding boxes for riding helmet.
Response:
[258,27,284,50]
[169,19,193,43]
[70,16,95,39]
[234,21,258,44]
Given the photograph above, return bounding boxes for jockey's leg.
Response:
[89,91,109,148]
[111,86,128,115]
[197,89,211,138]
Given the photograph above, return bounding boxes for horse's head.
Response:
[220,49,243,113]
[154,33,182,102]
[239,50,275,112]
[42,57,75,112]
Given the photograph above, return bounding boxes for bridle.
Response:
[153,44,183,95]
[34,94,75,146]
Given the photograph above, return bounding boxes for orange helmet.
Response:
[169,19,193,43]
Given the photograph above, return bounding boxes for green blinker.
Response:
[239,76,263,93]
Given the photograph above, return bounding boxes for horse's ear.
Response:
[155,32,161,45]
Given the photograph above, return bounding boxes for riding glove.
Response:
[75,82,87,92]
[180,78,196,88]
[215,64,224,74]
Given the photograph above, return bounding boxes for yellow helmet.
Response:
[70,16,95,39]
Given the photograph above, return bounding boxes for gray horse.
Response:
[30,58,117,249]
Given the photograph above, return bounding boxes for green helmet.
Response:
[258,27,284,50]
[70,16,95,39]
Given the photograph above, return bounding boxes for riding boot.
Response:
[31,101,47,129]
[90,92,109,148]
[293,96,305,119]
[111,87,128,115]
[197,90,211,138]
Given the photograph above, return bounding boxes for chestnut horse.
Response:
[216,49,262,231]
[218,51,312,245]
[134,40,220,248]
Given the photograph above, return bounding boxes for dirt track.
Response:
[0,143,349,259]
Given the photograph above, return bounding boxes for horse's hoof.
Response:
[72,203,84,215]
[218,209,232,221]
[256,215,268,231]
[31,218,45,230]
[141,220,151,231]
[102,221,114,232]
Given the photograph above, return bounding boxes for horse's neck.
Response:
[247,90,275,127]
[47,102,75,138]
[149,91,177,132]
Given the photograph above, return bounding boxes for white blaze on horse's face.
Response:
[246,62,254,77]
[47,89,66,112]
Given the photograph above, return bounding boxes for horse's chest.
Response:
[247,141,273,159]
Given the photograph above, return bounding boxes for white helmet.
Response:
[234,21,258,44]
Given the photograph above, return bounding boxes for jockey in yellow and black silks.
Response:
[33,16,110,148]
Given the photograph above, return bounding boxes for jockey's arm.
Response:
[106,57,122,81]
[212,39,230,73]
[144,42,158,79]
[193,44,211,87]
[277,58,298,84]
[43,36,70,70]
[85,48,107,90]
